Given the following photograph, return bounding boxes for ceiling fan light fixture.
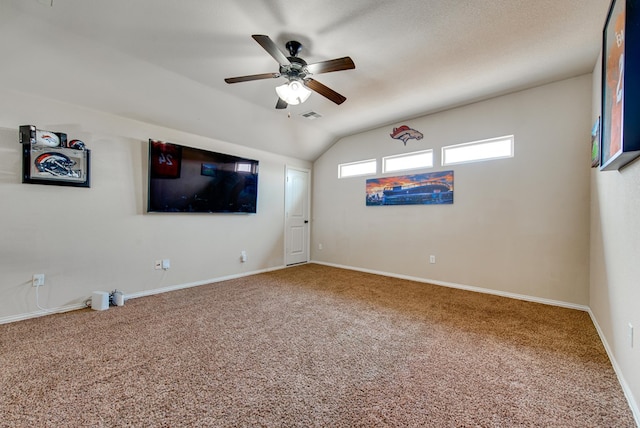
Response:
[276,80,311,105]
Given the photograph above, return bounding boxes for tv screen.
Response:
[147,140,258,213]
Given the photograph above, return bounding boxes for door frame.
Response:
[284,165,311,266]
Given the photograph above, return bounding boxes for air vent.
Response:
[301,111,322,120]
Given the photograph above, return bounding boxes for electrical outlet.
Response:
[154,260,162,270]
[240,250,247,263]
[318,243,323,250]
[429,255,436,264]
[162,259,170,270]
[32,274,45,287]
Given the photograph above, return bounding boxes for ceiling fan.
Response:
[224,34,355,109]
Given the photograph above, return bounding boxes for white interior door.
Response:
[285,166,310,266]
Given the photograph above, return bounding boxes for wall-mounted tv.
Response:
[147,140,258,213]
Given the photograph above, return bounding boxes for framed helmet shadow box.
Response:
[19,125,91,188]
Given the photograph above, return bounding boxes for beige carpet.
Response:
[0,264,635,427]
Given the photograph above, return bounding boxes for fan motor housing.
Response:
[280,56,308,79]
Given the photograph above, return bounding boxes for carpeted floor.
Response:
[0,264,635,427]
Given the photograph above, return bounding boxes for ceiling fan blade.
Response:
[305,78,347,105]
[224,72,280,84]
[275,98,288,109]
[305,57,355,75]
[252,34,290,65]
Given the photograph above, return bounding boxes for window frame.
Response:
[382,149,434,174]
[441,135,514,166]
[338,158,377,178]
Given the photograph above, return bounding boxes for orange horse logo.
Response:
[390,125,423,145]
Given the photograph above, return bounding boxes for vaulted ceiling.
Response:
[0,0,610,161]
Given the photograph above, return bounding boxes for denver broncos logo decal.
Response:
[390,125,424,145]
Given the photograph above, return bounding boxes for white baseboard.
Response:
[123,265,286,302]
[587,309,640,427]
[0,303,87,325]
[310,260,589,311]
[0,265,287,325]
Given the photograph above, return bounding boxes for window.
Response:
[383,150,433,173]
[442,135,514,166]
[338,159,376,178]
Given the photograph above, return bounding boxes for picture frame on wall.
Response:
[366,171,454,206]
[591,116,601,167]
[600,0,640,170]
[22,144,91,187]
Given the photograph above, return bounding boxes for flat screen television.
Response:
[147,139,259,213]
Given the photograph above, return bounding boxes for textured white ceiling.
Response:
[0,0,610,160]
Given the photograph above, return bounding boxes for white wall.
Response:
[0,88,310,322]
[589,55,640,420]
[312,75,592,306]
